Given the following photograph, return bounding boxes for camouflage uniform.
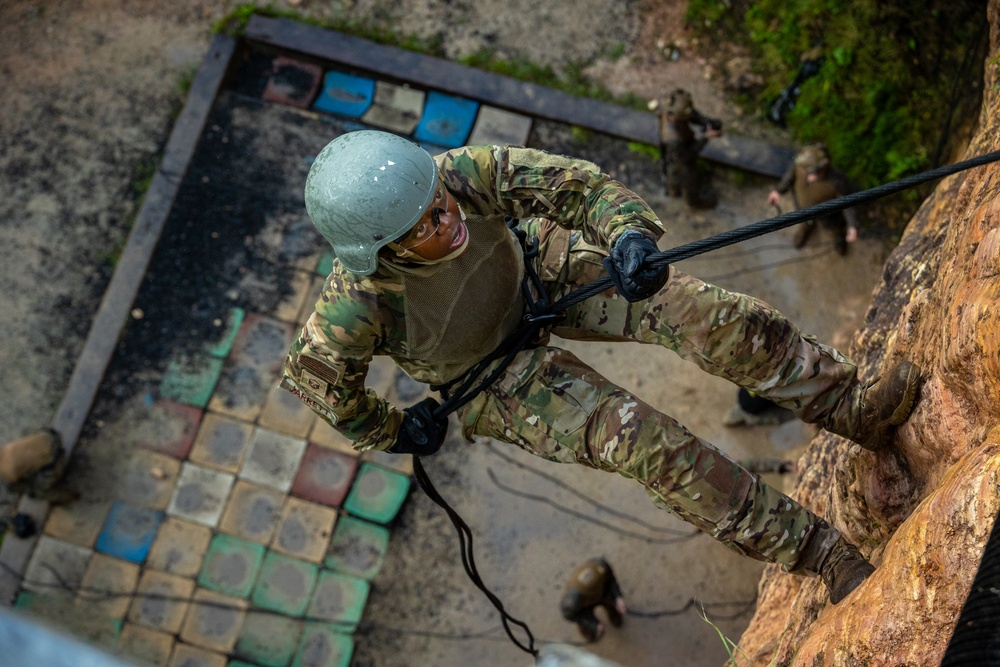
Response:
[775,151,859,255]
[283,145,864,571]
[657,90,721,209]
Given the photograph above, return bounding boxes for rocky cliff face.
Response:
[737,2,1000,665]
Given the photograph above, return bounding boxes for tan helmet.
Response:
[304,130,439,276]
[795,143,831,173]
[666,88,694,120]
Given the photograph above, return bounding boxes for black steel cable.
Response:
[549,149,1000,312]
[432,149,1000,419]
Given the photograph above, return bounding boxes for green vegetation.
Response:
[686,0,987,192]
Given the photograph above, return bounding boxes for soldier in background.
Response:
[0,428,75,503]
[768,143,859,254]
[559,558,627,642]
[283,130,923,604]
[654,88,723,209]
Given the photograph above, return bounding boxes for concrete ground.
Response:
[0,5,892,667]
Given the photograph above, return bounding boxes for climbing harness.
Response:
[410,148,1000,657]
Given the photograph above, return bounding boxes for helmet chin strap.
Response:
[384,203,470,266]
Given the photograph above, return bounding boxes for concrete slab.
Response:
[94,502,163,564]
[235,612,303,667]
[290,444,358,508]
[197,534,265,599]
[342,463,411,525]
[306,571,369,628]
[188,412,254,474]
[361,81,425,134]
[179,589,247,654]
[167,463,235,528]
[293,623,354,667]
[313,70,375,118]
[262,56,322,109]
[240,429,306,493]
[323,515,389,581]
[467,105,534,146]
[271,497,337,563]
[413,91,480,147]
[250,551,318,616]
[218,480,284,546]
[128,569,195,635]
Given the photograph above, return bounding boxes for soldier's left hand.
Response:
[603,231,668,302]
[388,397,448,456]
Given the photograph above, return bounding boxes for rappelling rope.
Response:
[550,148,1000,312]
[412,148,1000,658]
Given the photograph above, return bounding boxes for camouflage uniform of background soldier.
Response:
[654,88,723,209]
[769,143,859,255]
[283,131,922,604]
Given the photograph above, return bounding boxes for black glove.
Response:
[602,231,668,302]
[387,397,448,456]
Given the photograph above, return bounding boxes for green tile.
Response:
[306,570,369,629]
[198,534,266,598]
[14,591,41,610]
[235,612,304,667]
[324,515,389,581]
[292,623,354,667]
[251,551,318,617]
[342,463,411,525]
[160,354,225,408]
[204,307,246,358]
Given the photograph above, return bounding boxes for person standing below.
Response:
[283,130,922,605]
[656,88,723,209]
[768,143,859,255]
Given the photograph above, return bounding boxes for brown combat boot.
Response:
[0,428,62,485]
[798,522,875,604]
[819,539,876,604]
[852,360,921,451]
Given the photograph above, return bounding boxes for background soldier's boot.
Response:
[0,428,76,503]
[0,428,62,486]
[823,360,921,451]
[797,522,875,604]
[793,221,816,248]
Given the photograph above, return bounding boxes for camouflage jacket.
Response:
[281,145,665,451]
[776,162,858,229]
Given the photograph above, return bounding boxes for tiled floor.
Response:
[3,38,538,667]
[15,255,413,667]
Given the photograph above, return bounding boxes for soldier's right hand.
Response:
[387,397,448,456]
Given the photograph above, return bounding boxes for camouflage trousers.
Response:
[459,242,860,570]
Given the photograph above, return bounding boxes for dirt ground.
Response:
[0,2,892,666]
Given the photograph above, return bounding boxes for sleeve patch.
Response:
[298,352,343,387]
[300,369,329,396]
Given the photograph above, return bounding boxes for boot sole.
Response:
[888,363,921,426]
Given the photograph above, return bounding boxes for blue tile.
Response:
[413,91,479,148]
[313,71,375,118]
[95,501,163,564]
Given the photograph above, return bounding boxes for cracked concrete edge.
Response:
[0,34,238,608]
